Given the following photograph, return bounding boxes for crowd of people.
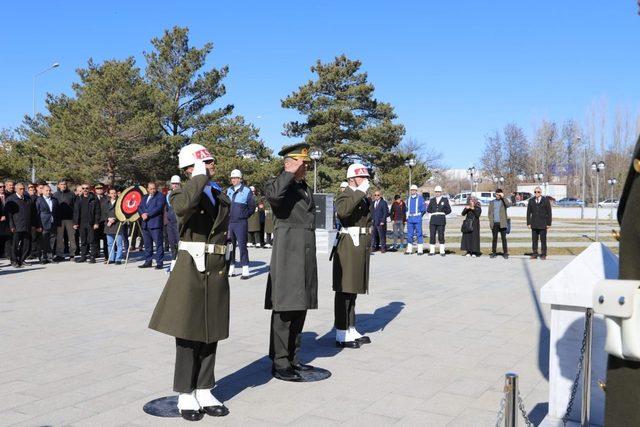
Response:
[0,175,276,272]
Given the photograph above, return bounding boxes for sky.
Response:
[1,1,639,168]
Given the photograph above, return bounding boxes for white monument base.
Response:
[540,242,618,427]
[315,229,337,254]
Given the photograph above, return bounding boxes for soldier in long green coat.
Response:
[264,143,320,382]
[148,143,230,421]
[604,136,640,425]
[333,163,373,349]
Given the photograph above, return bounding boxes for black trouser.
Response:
[57,219,77,257]
[78,226,96,259]
[249,231,263,246]
[94,225,108,259]
[12,231,30,265]
[371,225,387,250]
[265,233,273,245]
[269,310,307,371]
[334,292,357,330]
[0,234,12,259]
[491,222,508,254]
[173,338,218,393]
[532,228,547,256]
[40,228,57,261]
[30,229,42,258]
[429,223,445,244]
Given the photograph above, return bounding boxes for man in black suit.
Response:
[370,190,389,252]
[526,186,552,260]
[35,184,60,263]
[5,183,39,267]
[73,183,101,263]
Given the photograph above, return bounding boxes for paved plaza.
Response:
[0,226,580,427]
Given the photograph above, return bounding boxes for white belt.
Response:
[430,212,446,216]
[178,241,228,272]
[339,226,370,247]
[408,213,422,217]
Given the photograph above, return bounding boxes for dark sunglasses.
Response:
[534,191,541,194]
[82,187,89,190]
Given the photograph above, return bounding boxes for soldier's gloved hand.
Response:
[356,179,370,194]
[192,160,207,177]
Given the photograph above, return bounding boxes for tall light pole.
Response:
[32,62,60,182]
[467,166,476,193]
[578,137,586,219]
[607,177,618,224]
[534,172,544,195]
[406,158,416,193]
[592,161,605,241]
[493,175,505,186]
[309,149,322,194]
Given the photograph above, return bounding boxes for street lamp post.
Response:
[406,158,416,193]
[592,161,606,241]
[32,62,60,182]
[534,172,545,195]
[309,149,322,194]
[467,166,476,193]
[607,177,618,224]
[493,175,505,186]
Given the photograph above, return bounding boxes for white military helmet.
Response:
[178,144,214,169]
[434,185,443,192]
[346,163,370,179]
[230,169,243,179]
[340,182,348,189]
[170,175,181,184]
[410,184,418,191]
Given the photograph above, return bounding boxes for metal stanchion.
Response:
[581,308,593,427]
[505,373,518,427]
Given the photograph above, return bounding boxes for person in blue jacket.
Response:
[226,169,255,279]
[138,181,166,269]
[405,184,426,255]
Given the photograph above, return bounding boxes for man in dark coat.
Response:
[264,143,320,382]
[53,179,76,261]
[427,186,452,256]
[0,181,10,260]
[73,183,101,263]
[370,190,389,253]
[35,184,60,263]
[165,175,181,260]
[149,143,230,421]
[526,186,552,260]
[333,163,373,348]
[5,183,39,267]
[137,181,166,269]
[93,183,108,259]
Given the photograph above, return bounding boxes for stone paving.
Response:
[0,239,577,426]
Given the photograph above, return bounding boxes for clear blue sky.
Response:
[1,1,638,168]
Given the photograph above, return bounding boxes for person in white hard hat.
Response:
[225,169,255,279]
[332,163,373,348]
[149,143,231,420]
[165,175,182,260]
[405,184,426,255]
[339,182,348,192]
[426,185,452,256]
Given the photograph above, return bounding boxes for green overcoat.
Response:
[148,175,231,344]
[264,172,318,311]
[264,203,274,234]
[333,187,372,294]
[605,136,640,425]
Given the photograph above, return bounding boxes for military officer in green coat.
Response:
[148,143,231,421]
[604,136,640,425]
[333,163,373,348]
[264,143,323,382]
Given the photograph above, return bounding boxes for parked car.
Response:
[598,199,619,208]
[555,197,585,207]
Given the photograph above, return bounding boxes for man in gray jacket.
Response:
[487,188,511,259]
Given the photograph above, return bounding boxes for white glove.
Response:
[192,160,207,177]
[356,180,370,194]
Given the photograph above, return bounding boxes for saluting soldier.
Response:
[148,143,231,421]
[264,143,321,382]
[604,135,640,425]
[333,163,373,348]
[426,185,452,256]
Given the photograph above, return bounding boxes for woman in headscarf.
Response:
[461,196,482,257]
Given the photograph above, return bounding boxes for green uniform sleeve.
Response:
[335,189,366,220]
[170,175,208,220]
[264,171,295,207]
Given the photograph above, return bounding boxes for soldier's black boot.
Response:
[272,366,303,382]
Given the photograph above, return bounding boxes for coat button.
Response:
[206,272,210,276]
[219,270,224,276]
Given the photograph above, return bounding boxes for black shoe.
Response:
[440,254,446,257]
[272,367,303,382]
[240,275,249,280]
[115,261,123,265]
[40,259,49,264]
[292,363,315,371]
[52,256,65,262]
[179,410,204,421]
[356,336,372,344]
[76,257,86,263]
[107,260,115,265]
[155,265,164,270]
[503,254,509,259]
[489,253,496,259]
[138,262,152,268]
[11,262,20,268]
[336,340,361,349]
[88,258,96,264]
[428,253,435,256]
[202,405,229,417]
[15,263,24,268]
